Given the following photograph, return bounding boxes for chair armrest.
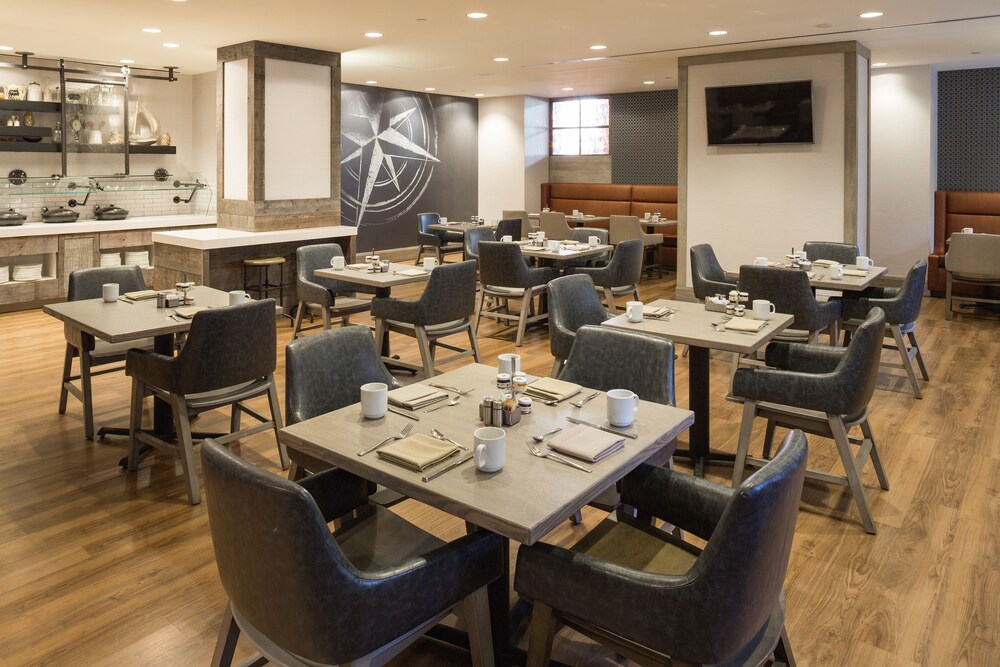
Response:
[732,366,842,412]
[526,267,561,287]
[125,348,176,390]
[620,464,734,541]
[297,467,371,522]
[371,297,425,325]
[764,342,846,373]
[418,231,441,247]
[296,279,333,307]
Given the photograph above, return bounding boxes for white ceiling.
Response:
[3,1,1000,97]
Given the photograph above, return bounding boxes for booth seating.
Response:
[928,190,1000,295]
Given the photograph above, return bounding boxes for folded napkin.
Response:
[123,289,160,301]
[524,377,582,402]
[767,261,784,267]
[805,271,818,280]
[377,434,459,472]
[346,263,370,270]
[394,268,427,277]
[388,383,448,410]
[562,243,589,250]
[811,259,838,267]
[723,318,768,332]
[843,268,869,277]
[643,304,672,317]
[547,424,624,462]
[174,305,209,319]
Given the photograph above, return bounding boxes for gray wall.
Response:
[610,90,679,185]
[938,67,1000,192]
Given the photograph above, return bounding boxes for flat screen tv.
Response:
[705,80,814,145]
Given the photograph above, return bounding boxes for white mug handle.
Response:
[475,443,486,469]
[632,394,640,414]
[769,303,776,314]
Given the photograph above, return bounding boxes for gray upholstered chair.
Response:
[731,308,889,534]
[563,227,610,268]
[945,232,1000,319]
[539,211,604,242]
[463,226,496,265]
[476,241,560,347]
[125,299,287,505]
[58,265,151,440]
[690,243,736,299]
[372,260,482,377]
[803,241,859,265]
[291,244,373,340]
[201,439,501,667]
[494,218,522,241]
[501,209,533,238]
[567,238,643,311]
[416,212,463,264]
[285,327,401,480]
[609,214,663,278]
[840,259,929,398]
[739,265,842,344]
[514,431,806,667]
[547,276,612,378]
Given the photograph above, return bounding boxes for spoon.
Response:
[430,428,470,450]
[425,396,461,413]
[570,391,600,409]
[532,427,562,442]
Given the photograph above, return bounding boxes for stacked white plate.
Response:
[100,252,122,267]
[12,264,43,281]
[0,265,8,284]
[124,250,151,268]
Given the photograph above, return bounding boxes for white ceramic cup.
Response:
[962,227,974,234]
[501,235,513,243]
[829,264,844,280]
[626,301,643,323]
[228,290,249,306]
[753,256,768,266]
[360,382,389,419]
[102,283,119,303]
[536,231,546,241]
[423,257,438,271]
[547,239,560,251]
[440,217,448,223]
[752,299,776,320]
[330,255,346,270]
[856,256,874,270]
[795,250,808,261]
[644,212,651,220]
[607,389,639,428]
[572,209,580,217]
[474,426,506,472]
[588,235,599,246]
[498,353,521,376]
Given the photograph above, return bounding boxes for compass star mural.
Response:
[341,90,440,228]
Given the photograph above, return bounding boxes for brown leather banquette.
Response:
[928,190,1000,294]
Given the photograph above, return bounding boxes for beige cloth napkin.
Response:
[395,268,427,277]
[388,383,448,409]
[547,424,625,462]
[805,271,818,280]
[123,289,160,300]
[811,259,838,267]
[724,318,768,332]
[378,434,459,472]
[524,378,582,402]
[643,304,671,317]
[767,261,784,267]
[174,305,209,319]
[843,268,869,277]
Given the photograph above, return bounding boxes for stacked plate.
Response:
[124,250,151,268]
[100,252,122,267]
[0,265,8,284]
[12,264,43,282]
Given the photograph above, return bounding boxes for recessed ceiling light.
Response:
[561,87,573,91]
[859,11,884,19]
[163,42,181,48]
[643,81,655,85]
[364,32,383,38]
[474,93,485,97]
[467,12,488,19]
[142,27,161,33]
[871,62,888,67]
[365,80,377,84]
[493,57,509,62]
[425,87,436,91]
[589,44,607,50]
[708,30,728,36]
[0,46,14,51]
[120,59,135,64]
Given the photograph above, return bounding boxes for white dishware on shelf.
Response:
[100,252,122,267]
[124,251,151,268]
[0,266,8,283]
[12,264,43,282]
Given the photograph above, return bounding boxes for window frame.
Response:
[550,96,611,157]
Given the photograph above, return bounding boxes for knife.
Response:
[388,406,420,421]
[566,416,638,439]
[422,454,474,482]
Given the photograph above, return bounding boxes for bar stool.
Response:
[243,256,286,310]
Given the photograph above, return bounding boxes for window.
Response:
[551,97,610,156]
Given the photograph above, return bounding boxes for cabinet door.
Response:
[59,234,98,295]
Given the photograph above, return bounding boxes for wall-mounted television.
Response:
[705,80,814,145]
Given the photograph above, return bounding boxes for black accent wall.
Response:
[938,67,1000,192]
[609,90,679,185]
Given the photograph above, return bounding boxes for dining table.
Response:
[726,261,889,292]
[279,362,694,663]
[528,213,611,227]
[427,220,489,232]
[602,298,794,477]
[517,240,613,263]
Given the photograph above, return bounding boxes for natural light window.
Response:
[551,97,610,156]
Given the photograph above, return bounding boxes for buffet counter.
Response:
[0,215,214,239]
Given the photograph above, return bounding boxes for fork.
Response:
[570,391,600,408]
[358,423,413,456]
[526,441,592,473]
[425,396,461,413]
[428,383,476,396]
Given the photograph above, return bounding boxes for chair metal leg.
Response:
[291,299,306,340]
[732,400,757,486]
[526,602,557,667]
[462,586,495,667]
[173,395,202,505]
[127,378,145,471]
[891,324,922,399]
[860,418,889,491]
[908,330,930,380]
[945,272,954,320]
[828,416,876,534]
[58,343,74,414]
[210,601,241,667]
[266,377,289,470]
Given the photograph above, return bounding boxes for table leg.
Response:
[487,536,511,665]
[672,345,735,477]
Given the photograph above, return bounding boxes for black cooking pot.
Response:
[94,204,129,221]
[0,208,26,226]
[41,206,80,223]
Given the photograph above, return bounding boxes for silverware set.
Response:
[428,383,476,396]
[526,440,592,473]
[431,428,469,451]
[424,396,461,413]
[358,423,413,456]
[570,391,600,408]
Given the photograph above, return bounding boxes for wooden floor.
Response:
[0,271,998,667]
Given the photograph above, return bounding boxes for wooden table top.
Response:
[602,298,794,354]
[315,262,434,289]
[642,219,678,230]
[517,241,613,261]
[43,285,236,343]
[279,363,694,545]
[726,263,889,292]
[427,221,487,232]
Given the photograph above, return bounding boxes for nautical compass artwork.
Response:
[340,90,440,230]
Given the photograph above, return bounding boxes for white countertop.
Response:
[152,225,357,250]
[0,214,215,239]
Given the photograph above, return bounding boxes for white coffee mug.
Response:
[536,231,546,241]
[572,209,580,217]
[752,299,776,320]
[607,389,639,428]
[856,256,874,270]
[829,264,844,280]
[440,217,448,223]
[644,212,651,220]
[501,235,513,243]
[102,283,119,303]
[474,426,506,472]
[330,256,346,270]
[754,256,768,266]
[228,290,249,306]
[795,250,808,261]
[626,301,643,323]
[962,227,974,234]
[360,382,388,419]
[423,257,439,270]
[588,235,599,246]
[547,239,560,251]
[498,353,521,376]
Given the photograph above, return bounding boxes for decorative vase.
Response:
[128,98,161,144]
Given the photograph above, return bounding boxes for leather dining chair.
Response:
[372,260,482,377]
[538,211,605,243]
[494,218,522,242]
[416,212,463,264]
[291,243,373,340]
[476,241,560,347]
[502,209,533,238]
[463,226,496,266]
[731,308,889,534]
[201,439,502,667]
[125,299,288,505]
[567,238,644,311]
[514,430,807,667]
[609,214,663,278]
[59,265,151,440]
[690,243,737,299]
[547,275,613,378]
[803,241,859,265]
[739,265,841,344]
[944,232,1000,319]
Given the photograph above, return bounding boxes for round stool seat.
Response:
[244,257,286,267]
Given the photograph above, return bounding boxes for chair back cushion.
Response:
[501,210,531,237]
[296,243,357,294]
[286,327,393,425]
[946,232,1000,278]
[561,325,675,405]
[739,265,824,331]
[463,226,495,261]
[895,259,927,323]
[175,299,277,394]
[604,238,644,288]
[834,307,886,415]
[802,241,859,265]
[547,275,609,360]
[479,241,533,288]
[418,260,479,325]
[68,265,146,301]
[495,218,522,241]
[689,244,735,299]
[539,211,573,240]
[609,215,642,245]
[417,212,440,234]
